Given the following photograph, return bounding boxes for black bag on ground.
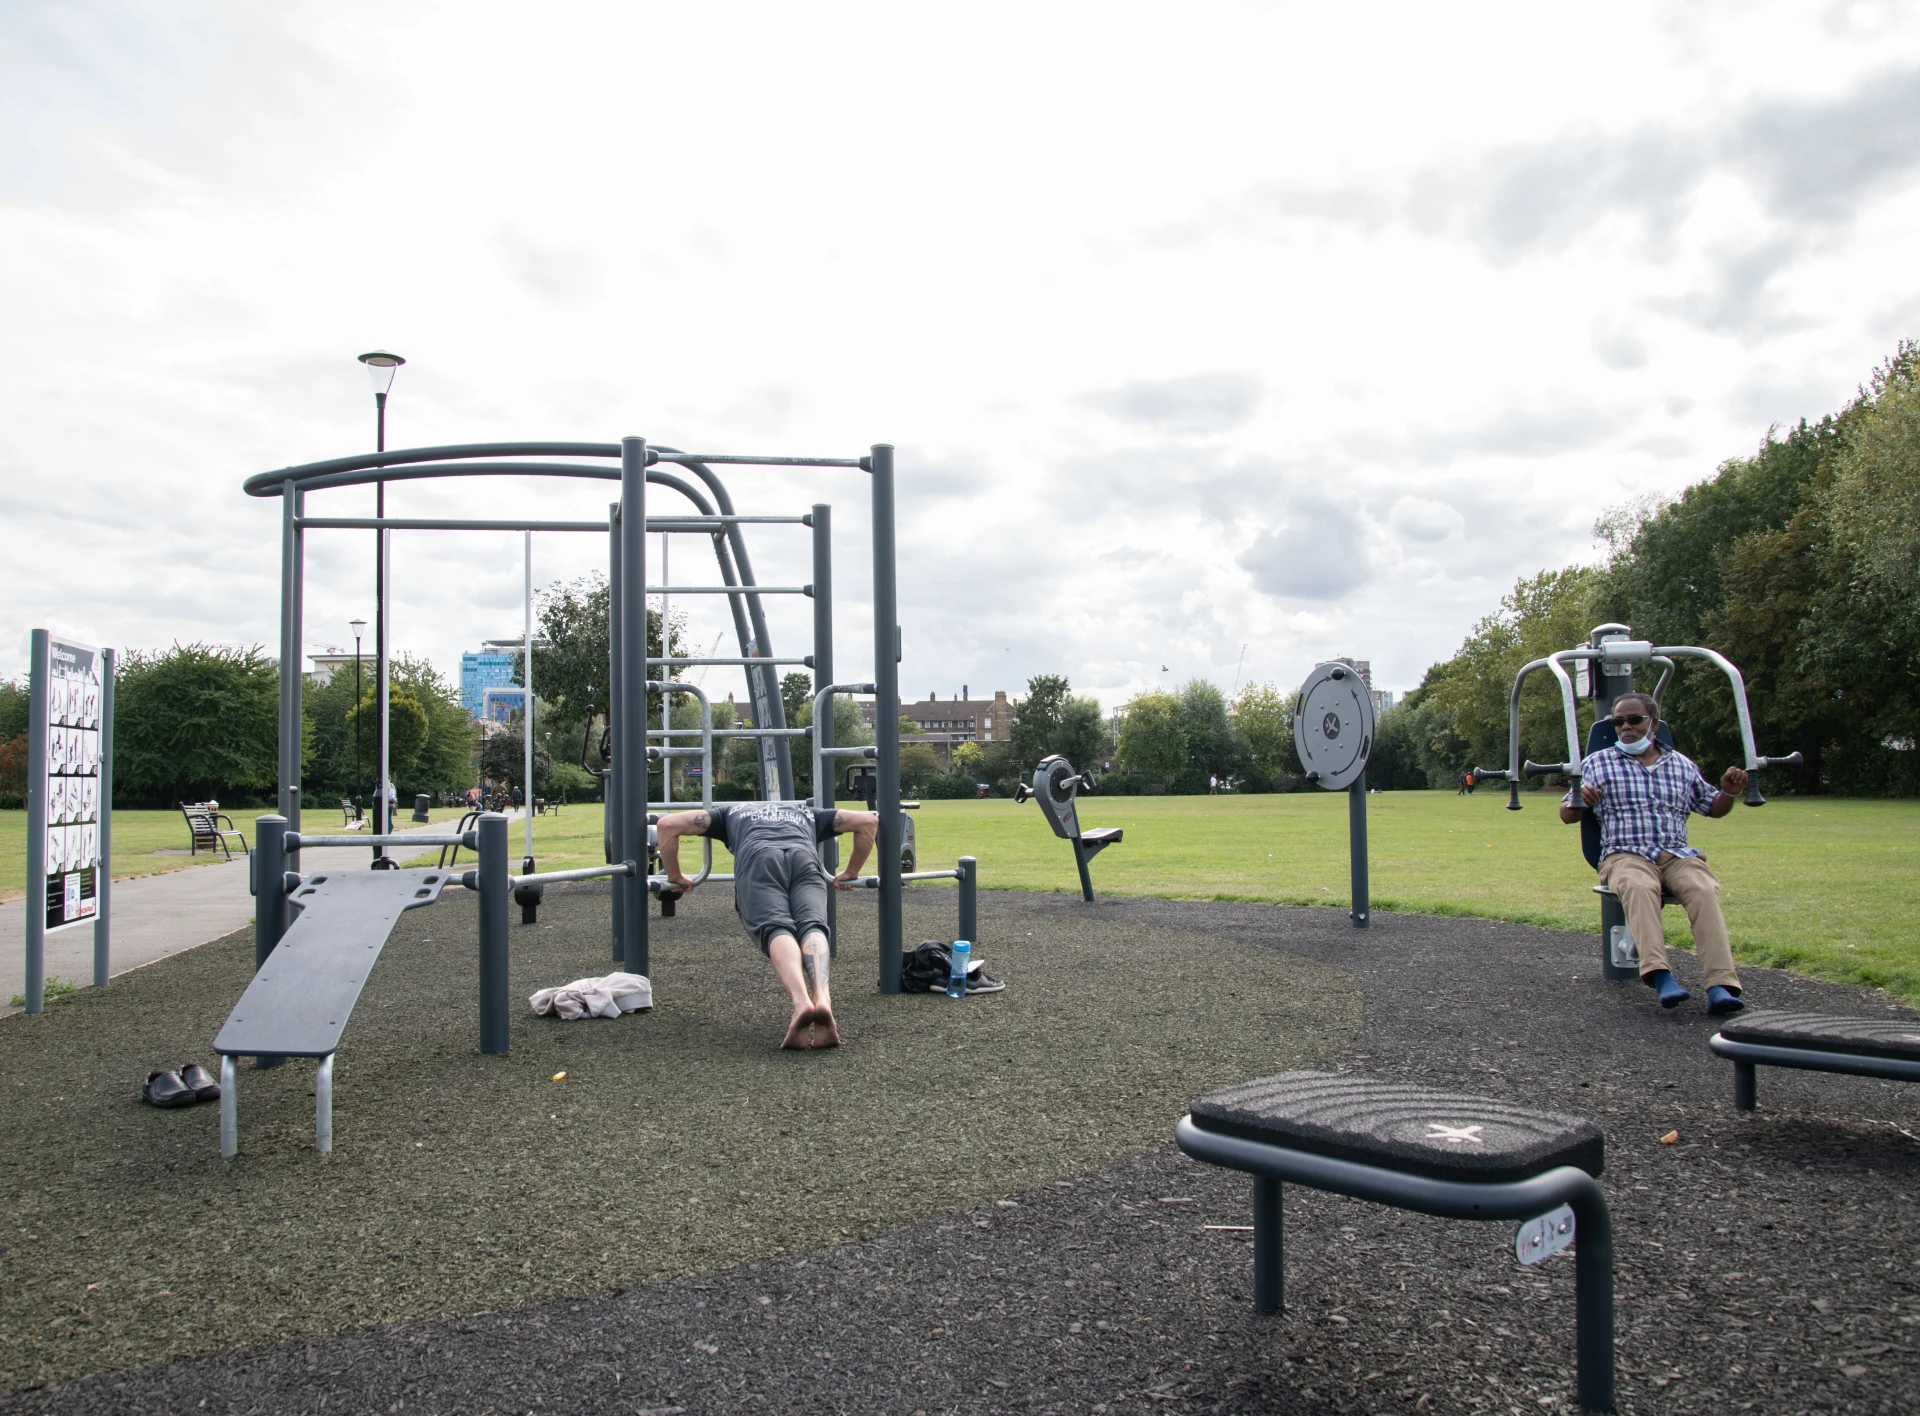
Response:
[901,941,952,993]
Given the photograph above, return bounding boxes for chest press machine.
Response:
[1474,623,1801,980]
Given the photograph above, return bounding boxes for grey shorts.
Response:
[733,843,831,953]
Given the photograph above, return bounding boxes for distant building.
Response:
[307,650,364,685]
[860,687,1013,741]
[1332,657,1371,687]
[461,638,529,718]
[1370,689,1395,716]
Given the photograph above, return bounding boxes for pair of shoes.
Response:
[142,1063,221,1108]
[1643,969,1691,1009]
[1706,985,1746,1016]
[965,962,1006,994]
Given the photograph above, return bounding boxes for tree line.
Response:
[1367,343,1920,797]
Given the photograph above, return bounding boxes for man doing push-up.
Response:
[655,801,879,1048]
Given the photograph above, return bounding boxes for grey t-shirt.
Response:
[700,802,839,860]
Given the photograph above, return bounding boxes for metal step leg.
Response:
[220,1056,238,1158]
[316,1053,335,1153]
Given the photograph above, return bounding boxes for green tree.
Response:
[899,742,942,793]
[0,679,28,742]
[1177,679,1247,785]
[480,723,552,795]
[782,673,813,732]
[519,572,685,771]
[1230,682,1295,781]
[1008,674,1070,768]
[1116,692,1187,789]
[348,687,430,778]
[116,644,279,804]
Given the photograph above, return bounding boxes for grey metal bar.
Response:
[608,502,624,962]
[23,629,48,1014]
[94,646,113,988]
[278,482,300,824]
[290,487,306,832]
[821,745,877,759]
[1253,1176,1283,1313]
[1348,773,1370,929]
[871,444,902,991]
[246,443,621,495]
[219,1056,237,1158]
[1072,838,1096,903]
[957,856,977,945]
[1708,1034,1920,1089]
[478,813,509,1053]
[254,815,288,970]
[648,657,811,667]
[619,438,649,976]
[315,1054,334,1154]
[288,832,471,848]
[653,453,866,468]
[813,503,836,947]
[299,517,613,532]
[516,862,635,889]
[648,726,812,739]
[648,585,813,595]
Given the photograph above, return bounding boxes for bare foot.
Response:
[780,1005,839,1050]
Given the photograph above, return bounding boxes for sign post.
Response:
[22,630,112,1013]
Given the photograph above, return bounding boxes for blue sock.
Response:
[1643,969,1690,1008]
[1706,984,1745,1016]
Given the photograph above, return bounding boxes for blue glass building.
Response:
[460,645,523,720]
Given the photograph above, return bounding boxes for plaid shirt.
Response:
[1566,746,1719,861]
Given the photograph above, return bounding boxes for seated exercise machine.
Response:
[1474,623,1801,980]
[1014,754,1121,902]
[1293,661,1374,929]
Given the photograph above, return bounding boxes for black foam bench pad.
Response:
[1190,1072,1604,1184]
[1717,1011,1920,1063]
[1080,827,1123,846]
[214,868,451,1059]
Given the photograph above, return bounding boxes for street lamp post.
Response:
[358,350,405,865]
[349,619,367,820]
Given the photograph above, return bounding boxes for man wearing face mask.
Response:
[1560,692,1750,1015]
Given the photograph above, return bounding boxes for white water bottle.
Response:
[946,940,971,999]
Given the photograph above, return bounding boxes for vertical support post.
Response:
[22,629,49,1014]
[1073,839,1096,903]
[871,445,903,992]
[219,1055,237,1159]
[1570,1187,1615,1414]
[1733,1060,1757,1112]
[608,503,624,961]
[1348,771,1370,929]
[253,815,288,971]
[290,489,305,831]
[315,1054,335,1154]
[94,646,113,988]
[1252,1175,1284,1314]
[478,812,510,1054]
[957,855,977,947]
[811,503,837,952]
[278,482,301,826]
[375,485,392,863]
[618,438,649,977]
[524,529,535,864]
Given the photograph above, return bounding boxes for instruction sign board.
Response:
[41,636,103,932]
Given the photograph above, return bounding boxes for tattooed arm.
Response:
[653,809,711,889]
[830,810,880,887]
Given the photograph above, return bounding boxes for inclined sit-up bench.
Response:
[1709,1012,1920,1110]
[1177,1072,1615,1414]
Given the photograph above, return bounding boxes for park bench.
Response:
[340,798,364,829]
[1177,1072,1615,1413]
[1709,1012,1920,1111]
[181,804,249,860]
[214,866,452,1156]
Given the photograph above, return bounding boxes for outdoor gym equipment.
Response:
[1708,1012,1920,1112]
[1472,623,1802,980]
[842,759,919,874]
[243,436,934,994]
[1177,1072,1613,1413]
[1292,662,1375,929]
[1014,754,1122,902]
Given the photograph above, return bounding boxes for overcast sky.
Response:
[5,1,1918,713]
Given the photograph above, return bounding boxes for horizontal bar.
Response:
[298,517,610,533]
[655,454,867,469]
[289,832,474,849]
[1708,1035,1920,1083]
[648,657,812,668]
[652,585,812,596]
[647,515,812,526]
[517,862,634,888]
[821,745,877,758]
[646,872,737,887]
[845,870,961,887]
[649,727,811,739]
[648,747,707,758]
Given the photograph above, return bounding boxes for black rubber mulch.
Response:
[6,890,1920,1414]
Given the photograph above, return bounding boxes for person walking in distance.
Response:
[1208,773,1219,796]
[1558,692,1750,1015]
[654,801,880,1048]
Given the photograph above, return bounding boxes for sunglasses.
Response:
[1610,713,1648,729]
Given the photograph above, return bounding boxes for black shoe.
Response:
[179,1062,221,1102]
[965,963,1006,994]
[142,1070,195,1108]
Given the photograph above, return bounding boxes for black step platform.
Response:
[1178,1071,1614,1412]
[1190,1071,1604,1184]
[1709,1011,1920,1111]
[1080,826,1123,847]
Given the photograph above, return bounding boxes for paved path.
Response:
[0,813,515,1015]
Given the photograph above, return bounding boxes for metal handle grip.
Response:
[1474,768,1510,782]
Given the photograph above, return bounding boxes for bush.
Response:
[1169,768,1214,795]
[711,780,758,800]
[1094,770,1153,795]
[923,772,977,799]
[545,761,598,800]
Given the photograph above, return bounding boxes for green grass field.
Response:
[0,803,475,903]
[461,792,1920,1004]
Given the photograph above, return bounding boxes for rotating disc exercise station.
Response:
[215,438,978,1156]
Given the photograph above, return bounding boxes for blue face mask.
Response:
[1616,733,1652,756]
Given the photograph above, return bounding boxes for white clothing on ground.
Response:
[529,971,653,1020]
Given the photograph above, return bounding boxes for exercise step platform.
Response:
[214,867,452,1156]
[1080,826,1123,848]
[1178,1072,1614,1413]
[1709,1011,1920,1111]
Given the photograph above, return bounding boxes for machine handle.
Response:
[1743,750,1804,806]
[1013,783,1032,804]
[1474,768,1510,782]
[1522,759,1578,779]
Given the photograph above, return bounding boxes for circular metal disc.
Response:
[1293,662,1376,791]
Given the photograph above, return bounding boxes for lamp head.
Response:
[349,618,367,638]
[357,350,405,396]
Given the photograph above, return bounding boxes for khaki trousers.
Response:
[1599,851,1740,990]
